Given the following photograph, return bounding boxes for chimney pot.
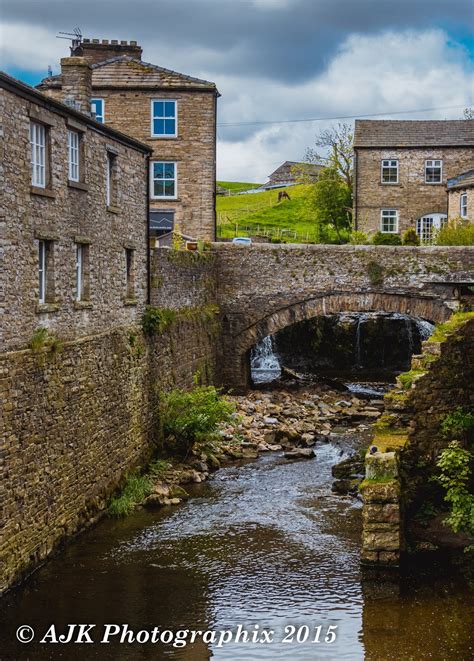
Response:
[111,40,118,45]
[130,41,137,46]
[121,40,127,45]
[92,39,99,44]
[102,39,109,45]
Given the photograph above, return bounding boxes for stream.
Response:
[1,428,473,660]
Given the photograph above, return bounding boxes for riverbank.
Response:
[121,384,384,512]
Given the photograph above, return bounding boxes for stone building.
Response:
[38,38,219,241]
[447,169,474,221]
[265,160,321,188]
[0,71,151,352]
[353,120,474,242]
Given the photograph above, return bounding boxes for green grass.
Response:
[217,184,330,243]
[217,181,262,194]
[108,472,154,517]
[428,311,474,343]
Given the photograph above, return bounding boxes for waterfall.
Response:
[405,317,414,356]
[250,335,281,383]
[415,318,435,341]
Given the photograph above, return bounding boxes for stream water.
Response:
[1,433,473,660]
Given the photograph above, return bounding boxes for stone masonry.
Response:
[0,73,150,352]
[38,40,219,241]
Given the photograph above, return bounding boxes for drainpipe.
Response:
[353,148,358,231]
[146,153,151,305]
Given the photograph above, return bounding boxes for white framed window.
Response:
[151,100,177,137]
[416,213,447,244]
[91,98,105,123]
[106,152,116,206]
[381,159,398,184]
[125,248,135,299]
[76,244,83,301]
[68,130,80,181]
[30,122,46,187]
[380,209,398,233]
[425,159,443,184]
[460,193,468,218]
[38,240,46,303]
[151,161,177,198]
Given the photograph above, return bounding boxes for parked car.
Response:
[232,237,252,246]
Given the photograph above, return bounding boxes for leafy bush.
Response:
[30,327,63,356]
[142,306,177,334]
[436,218,474,246]
[436,441,474,538]
[372,231,402,246]
[349,230,369,245]
[159,385,235,456]
[441,407,474,441]
[402,228,420,246]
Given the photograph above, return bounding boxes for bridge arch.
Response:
[223,291,455,391]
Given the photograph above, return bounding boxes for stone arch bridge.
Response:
[211,244,474,391]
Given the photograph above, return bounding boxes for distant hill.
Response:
[216,184,319,243]
[217,181,262,194]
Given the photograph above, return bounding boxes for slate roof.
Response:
[447,169,474,190]
[38,56,218,92]
[354,119,474,148]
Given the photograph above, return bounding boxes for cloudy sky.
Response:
[1,0,473,182]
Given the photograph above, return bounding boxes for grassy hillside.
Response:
[216,184,320,242]
[217,181,262,194]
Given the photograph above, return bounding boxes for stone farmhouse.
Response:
[447,169,474,221]
[37,39,219,241]
[265,160,322,188]
[353,119,474,242]
[0,71,151,352]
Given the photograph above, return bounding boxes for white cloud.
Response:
[217,29,473,182]
[0,22,64,73]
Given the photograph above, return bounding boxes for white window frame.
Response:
[30,122,46,188]
[150,161,178,199]
[460,193,468,218]
[76,244,83,301]
[425,159,443,184]
[151,99,177,138]
[91,98,105,123]
[38,240,46,303]
[381,159,399,184]
[380,209,398,234]
[68,130,80,182]
[106,153,115,206]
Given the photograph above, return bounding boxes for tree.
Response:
[304,122,354,192]
[463,107,474,120]
[310,166,352,242]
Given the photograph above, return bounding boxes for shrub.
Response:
[402,228,420,246]
[436,218,474,246]
[159,385,235,456]
[440,407,474,441]
[372,231,402,246]
[436,441,474,538]
[349,230,369,245]
[142,306,177,334]
[30,327,63,356]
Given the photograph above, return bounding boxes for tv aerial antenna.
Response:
[56,27,83,53]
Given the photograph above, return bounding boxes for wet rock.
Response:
[332,456,364,479]
[300,433,316,447]
[283,448,316,460]
[169,485,189,500]
[332,478,361,495]
[264,416,279,425]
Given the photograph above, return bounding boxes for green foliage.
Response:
[413,501,440,527]
[30,327,63,356]
[398,369,425,390]
[142,306,177,334]
[159,385,235,456]
[436,441,474,538]
[309,167,352,241]
[372,231,402,246]
[349,230,369,245]
[128,330,144,357]
[402,228,420,246]
[428,311,474,343]
[436,218,474,246]
[367,260,384,285]
[440,407,474,440]
[108,472,154,518]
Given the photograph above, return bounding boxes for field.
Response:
[216,183,321,243]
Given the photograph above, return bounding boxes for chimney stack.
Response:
[71,38,143,65]
[60,57,92,116]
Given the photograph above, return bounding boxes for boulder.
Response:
[283,448,316,460]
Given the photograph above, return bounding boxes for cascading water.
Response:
[250,335,281,383]
[415,318,435,341]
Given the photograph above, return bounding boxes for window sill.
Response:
[424,182,444,186]
[74,300,93,310]
[150,197,179,202]
[31,186,55,199]
[123,298,138,307]
[150,135,178,140]
[380,182,401,186]
[68,180,89,192]
[35,303,60,314]
[107,205,120,214]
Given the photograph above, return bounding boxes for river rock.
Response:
[332,479,361,495]
[264,416,279,425]
[169,485,190,500]
[332,456,364,479]
[284,448,316,460]
[300,433,316,447]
